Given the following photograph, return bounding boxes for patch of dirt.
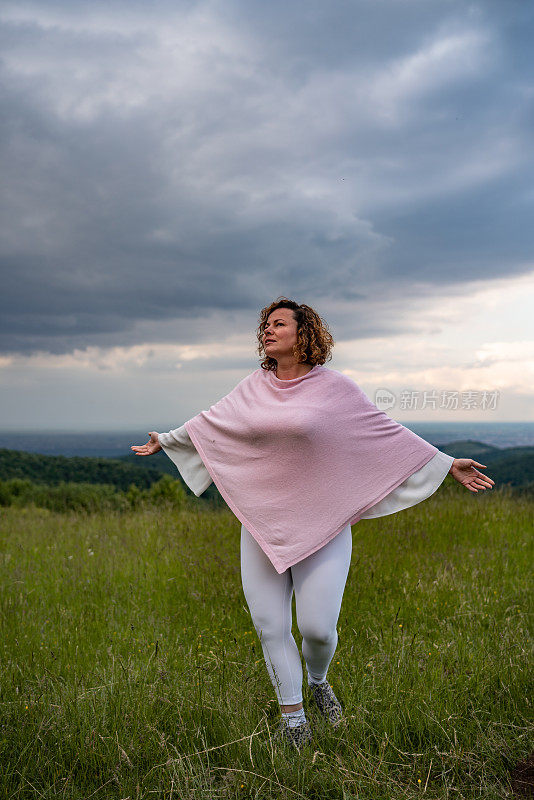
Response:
[511,752,534,798]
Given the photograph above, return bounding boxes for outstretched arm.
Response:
[131,427,212,496]
[448,459,495,493]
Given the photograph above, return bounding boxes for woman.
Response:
[131,297,494,750]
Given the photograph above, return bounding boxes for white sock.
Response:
[281,708,307,728]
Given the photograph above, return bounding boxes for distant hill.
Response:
[437,439,534,463]
[1,440,533,494]
[0,448,223,504]
[436,441,534,490]
[0,448,165,491]
[438,440,503,458]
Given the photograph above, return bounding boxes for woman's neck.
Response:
[274,361,313,381]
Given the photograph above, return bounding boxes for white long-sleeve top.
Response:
[158,425,454,519]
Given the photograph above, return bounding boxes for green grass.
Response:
[0,483,532,798]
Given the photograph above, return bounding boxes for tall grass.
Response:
[0,483,532,798]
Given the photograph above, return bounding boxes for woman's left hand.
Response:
[448,459,495,492]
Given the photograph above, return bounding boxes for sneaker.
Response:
[272,719,313,751]
[308,680,344,727]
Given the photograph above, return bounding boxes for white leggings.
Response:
[240,523,352,706]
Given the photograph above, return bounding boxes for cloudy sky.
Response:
[1,0,533,431]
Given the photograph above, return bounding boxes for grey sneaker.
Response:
[272,719,313,751]
[308,680,344,727]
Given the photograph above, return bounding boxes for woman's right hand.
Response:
[130,431,162,456]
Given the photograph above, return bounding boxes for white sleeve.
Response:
[359,450,454,519]
[157,426,213,497]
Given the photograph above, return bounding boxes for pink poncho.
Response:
[183,364,438,574]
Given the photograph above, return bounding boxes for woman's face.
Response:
[262,307,299,361]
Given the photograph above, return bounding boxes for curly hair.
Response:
[256,297,335,371]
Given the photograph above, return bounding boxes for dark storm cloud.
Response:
[1,0,533,354]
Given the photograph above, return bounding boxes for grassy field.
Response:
[0,482,532,799]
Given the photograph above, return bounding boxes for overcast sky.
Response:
[1,0,533,431]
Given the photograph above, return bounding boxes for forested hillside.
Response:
[436,440,534,491]
[0,448,165,490]
[0,448,224,507]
